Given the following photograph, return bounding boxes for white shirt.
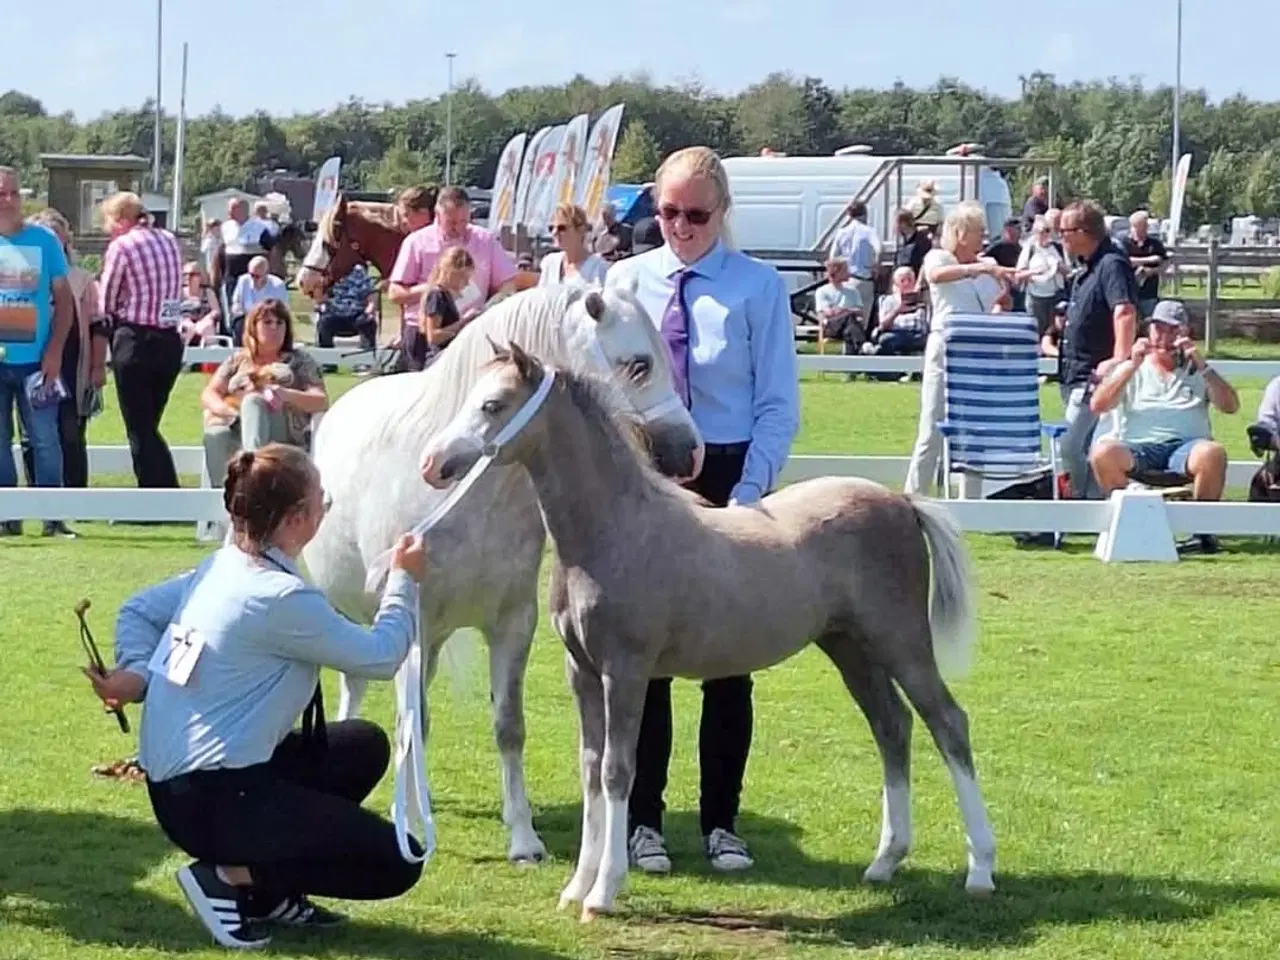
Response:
[922,248,1002,330]
[537,251,609,290]
[232,273,288,317]
[1017,240,1066,299]
[813,281,863,317]
[829,220,882,279]
[219,218,265,256]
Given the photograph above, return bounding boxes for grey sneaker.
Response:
[704,828,753,872]
[628,825,671,874]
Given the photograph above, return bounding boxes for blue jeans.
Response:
[1126,437,1199,475]
[0,363,63,488]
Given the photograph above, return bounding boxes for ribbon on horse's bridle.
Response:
[366,366,558,865]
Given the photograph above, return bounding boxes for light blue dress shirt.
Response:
[829,220,881,280]
[608,240,800,503]
[114,544,417,782]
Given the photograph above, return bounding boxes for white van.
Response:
[721,149,1015,256]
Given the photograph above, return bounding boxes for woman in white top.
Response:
[538,202,609,290]
[903,201,1024,496]
[1016,214,1070,338]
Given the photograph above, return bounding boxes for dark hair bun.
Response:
[222,444,316,550]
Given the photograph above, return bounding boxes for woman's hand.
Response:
[390,533,428,582]
[84,665,146,710]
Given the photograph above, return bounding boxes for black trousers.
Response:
[20,397,87,488]
[111,323,183,488]
[316,313,376,351]
[147,719,423,907]
[400,323,433,372]
[630,445,755,837]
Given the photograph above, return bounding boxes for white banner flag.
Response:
[488,133,528,232]
[575,104,625,221]
[312,156,342,222]
[514,125,551,229]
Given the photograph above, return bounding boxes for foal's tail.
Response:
[907,496,977,679]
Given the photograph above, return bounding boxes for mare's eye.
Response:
[481,399,505,415]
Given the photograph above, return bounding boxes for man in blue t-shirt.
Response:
[0,165,74,534]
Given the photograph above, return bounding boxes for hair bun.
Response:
[222,450,257,516]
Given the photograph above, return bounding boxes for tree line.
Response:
[4,70,1280,228]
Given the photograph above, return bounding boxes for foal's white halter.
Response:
[365,367,557,864]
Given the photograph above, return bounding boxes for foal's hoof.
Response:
[862,854,904,885]
[509,834,549,866]
[581,906,609,924]
[965,872,996,897]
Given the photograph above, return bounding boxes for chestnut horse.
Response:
[298,192,540,303]
[298,195,407,300]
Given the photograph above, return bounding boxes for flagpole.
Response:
[152,0,163,192]
[171,42,188,232]
[1172,0,1182,176]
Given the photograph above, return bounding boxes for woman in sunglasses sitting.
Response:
[604,145,800,878]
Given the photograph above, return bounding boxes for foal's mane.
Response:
[522,354,684,504]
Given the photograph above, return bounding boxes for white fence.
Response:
[179,345,1280,379]
[4,449,1277,562]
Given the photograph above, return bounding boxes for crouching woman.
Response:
[84,443,427,950]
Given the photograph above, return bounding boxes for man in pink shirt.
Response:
[388,185,518,337]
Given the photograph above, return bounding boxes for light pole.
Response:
[153,0,163,192]
[1172,0,1182,175]
[444,52,457,186]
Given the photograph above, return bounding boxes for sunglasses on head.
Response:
[657,204,714,226]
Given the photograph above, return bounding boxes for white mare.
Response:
[301,285,702,863]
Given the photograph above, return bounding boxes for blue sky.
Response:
[10,0,1277,119]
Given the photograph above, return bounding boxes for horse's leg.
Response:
[337,674,368,721]
[815,630,914,884]
[890,642,995,895]
[558,652,606,913]
[486,600,547,864]
[582,663,648,920]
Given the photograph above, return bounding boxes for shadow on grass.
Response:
[455,803,1280,951]
[0,809,572,958]
[644,867,1280,950]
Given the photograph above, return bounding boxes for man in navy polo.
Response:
[1057,199,1138,499]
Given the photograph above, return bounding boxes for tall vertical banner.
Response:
[1168,152,1192,243]
[575,104,625,221]
[487,132,528,232]
[513,125,551,230]
[552,113,591,213]
[312,156,342,222]
[522,124,566,233]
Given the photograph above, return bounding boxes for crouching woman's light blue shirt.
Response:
[114,544,417,783]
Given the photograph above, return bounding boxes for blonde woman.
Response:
[902,201,1024,496]
[538,202,608,289]
[607,145,800,876]
[1016,215,1069,337]
[18,209,108,536]
[406,245,476,370]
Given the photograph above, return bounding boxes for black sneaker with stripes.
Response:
[260,895,347,929]
[175,862,272,950]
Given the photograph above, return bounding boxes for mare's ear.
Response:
[485,335,509,359]
[508,341,537,382]
[583,290,607,322]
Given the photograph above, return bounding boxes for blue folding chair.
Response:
[935,312,1068,544]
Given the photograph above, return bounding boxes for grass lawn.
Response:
[2,365,1279,959]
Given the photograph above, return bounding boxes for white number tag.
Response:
[147,624,206,686]
[158,299,183,328]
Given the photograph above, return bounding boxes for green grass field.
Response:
[2,367,1279,960]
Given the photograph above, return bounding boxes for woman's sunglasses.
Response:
[657,204,714,226]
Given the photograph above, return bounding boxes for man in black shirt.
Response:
[1124,210,1167,320]
[983,218,1026,311]
[893,208,931,275]
[1057,200,1139,498]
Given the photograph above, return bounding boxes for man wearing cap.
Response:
[1088,300,1239,551]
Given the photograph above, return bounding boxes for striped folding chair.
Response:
[934,312,1068,544]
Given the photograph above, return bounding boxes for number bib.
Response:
[158,299,183,329]
[147,624,206,686]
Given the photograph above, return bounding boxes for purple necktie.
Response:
[660,269,693,408]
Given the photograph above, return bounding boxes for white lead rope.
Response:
[364,368,557,864]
